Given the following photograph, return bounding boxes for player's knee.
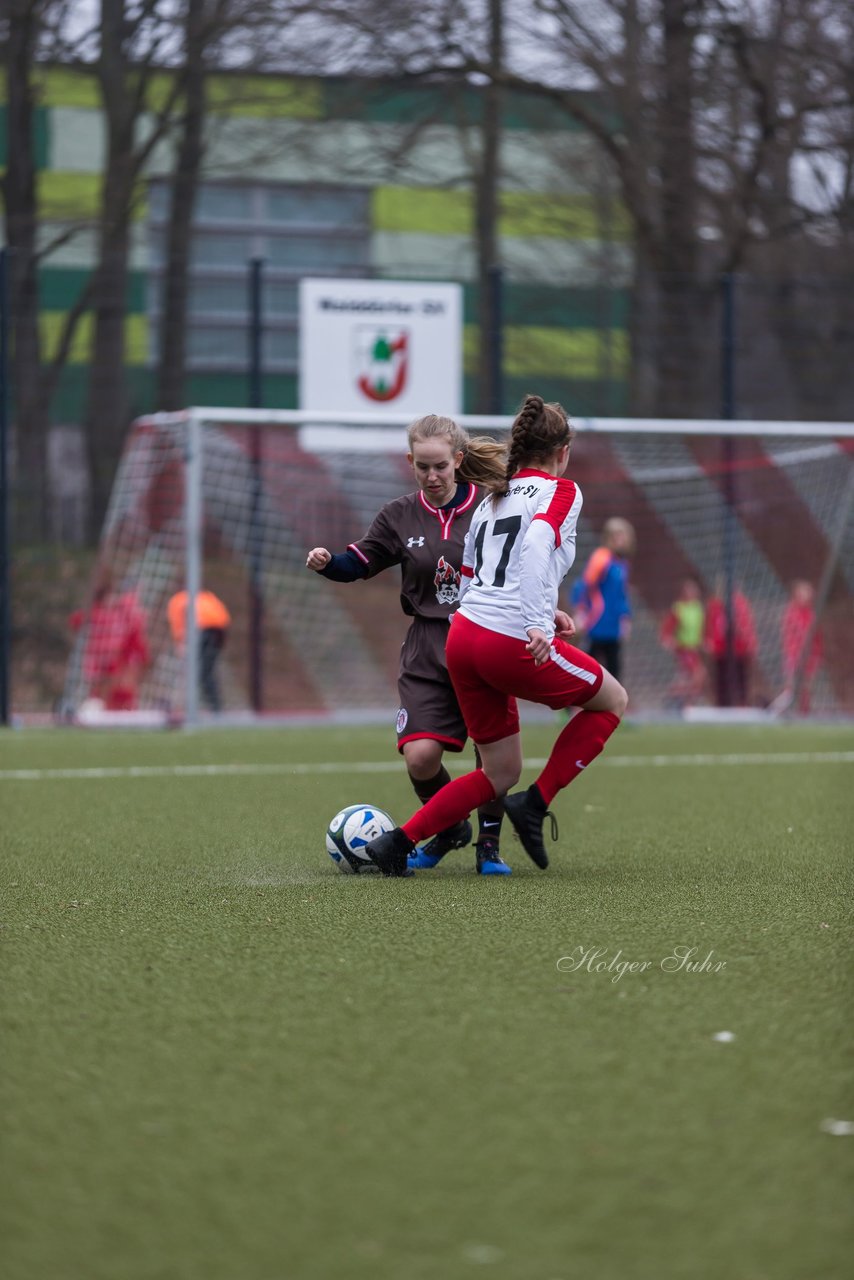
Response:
[606,680,629,718]
[591,669,628,719]
[485,761,521,797]
[403,739,444,779]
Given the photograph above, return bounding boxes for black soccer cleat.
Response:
[407,818,473,870]
[503,786,557,870]
[365,826,416,877]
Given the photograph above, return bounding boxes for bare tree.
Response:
[155,0,296,410]
[11,0,852,544]
[415,0,854,414]
[83,0,194,536]
[1,1,45,527]
[474,0,504,412]
[1,0,97,534]
[730,0,854,417]
[155,0,208,411]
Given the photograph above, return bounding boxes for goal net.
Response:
[62,409,854,724]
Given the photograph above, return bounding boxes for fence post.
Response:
[248,257,264,714]
[720,272,738,706]
[184,410,202,728]
[0,249,10,726]
[486,264,504,414]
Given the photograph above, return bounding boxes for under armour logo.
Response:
[407,536,425,548]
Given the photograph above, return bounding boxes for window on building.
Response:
[147,181,371,372]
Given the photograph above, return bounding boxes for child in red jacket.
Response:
[780,580,822,713]
[704,582,757,707]
[70,570,150,711]
[660,577,707,706]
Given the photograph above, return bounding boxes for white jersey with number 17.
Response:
[457,469,583,643]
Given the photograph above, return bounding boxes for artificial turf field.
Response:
[1,722,852,1280]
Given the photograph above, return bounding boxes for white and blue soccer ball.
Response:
[326,803,396,874]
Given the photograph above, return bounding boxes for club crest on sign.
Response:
[354,326,409,402]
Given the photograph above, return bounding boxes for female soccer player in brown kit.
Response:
[364,395,629,877]
[305,415,512,874]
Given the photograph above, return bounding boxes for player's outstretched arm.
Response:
[306,548,332,571]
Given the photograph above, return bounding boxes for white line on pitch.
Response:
[0,751,852,781]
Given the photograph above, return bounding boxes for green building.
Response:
[4,67,630,420]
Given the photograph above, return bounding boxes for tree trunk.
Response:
[84,0,136,542]
[654,0,705,416]
[475,0,502,413]
[2,1,50,539]
[84,165,134,542]
[628,255,660,415]
[156,0,207,412]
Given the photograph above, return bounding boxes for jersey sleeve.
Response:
[519,481,582,635]
[318,550,370,583]
[532,478,581,549]
[519,520,559,635]
[347,505,401,578]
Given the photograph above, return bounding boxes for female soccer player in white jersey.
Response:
[306,415,513,874]
[365,394,628,877]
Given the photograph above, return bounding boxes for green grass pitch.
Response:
[1,722,852,1280]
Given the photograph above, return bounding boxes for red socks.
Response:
[399,711,620,841]
[402,770,497,844]
[535,710,621,806]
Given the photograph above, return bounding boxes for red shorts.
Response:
[447,613,604,744]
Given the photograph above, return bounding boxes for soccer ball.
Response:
[326,803,396,874]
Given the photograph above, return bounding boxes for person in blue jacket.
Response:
[570,517,635,682]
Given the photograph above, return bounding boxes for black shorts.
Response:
[588,638,621,682]
[395,617,467,753]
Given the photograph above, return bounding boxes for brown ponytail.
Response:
[484,394,574,504]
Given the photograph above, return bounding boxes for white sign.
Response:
[299,278,462,414]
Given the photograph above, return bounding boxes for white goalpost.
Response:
[63,408,854,726]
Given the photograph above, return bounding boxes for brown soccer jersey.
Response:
[348,484,479,619]
[345,483,481,749]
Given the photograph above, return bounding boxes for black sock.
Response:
[529,783,548,812]
[477,812,504,844]
[409,765,451,805]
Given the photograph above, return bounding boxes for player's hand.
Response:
[526,628,551,666]
[306,547,331,571]
[554,609,576,639]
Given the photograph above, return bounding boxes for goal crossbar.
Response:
[144,409,854,438]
